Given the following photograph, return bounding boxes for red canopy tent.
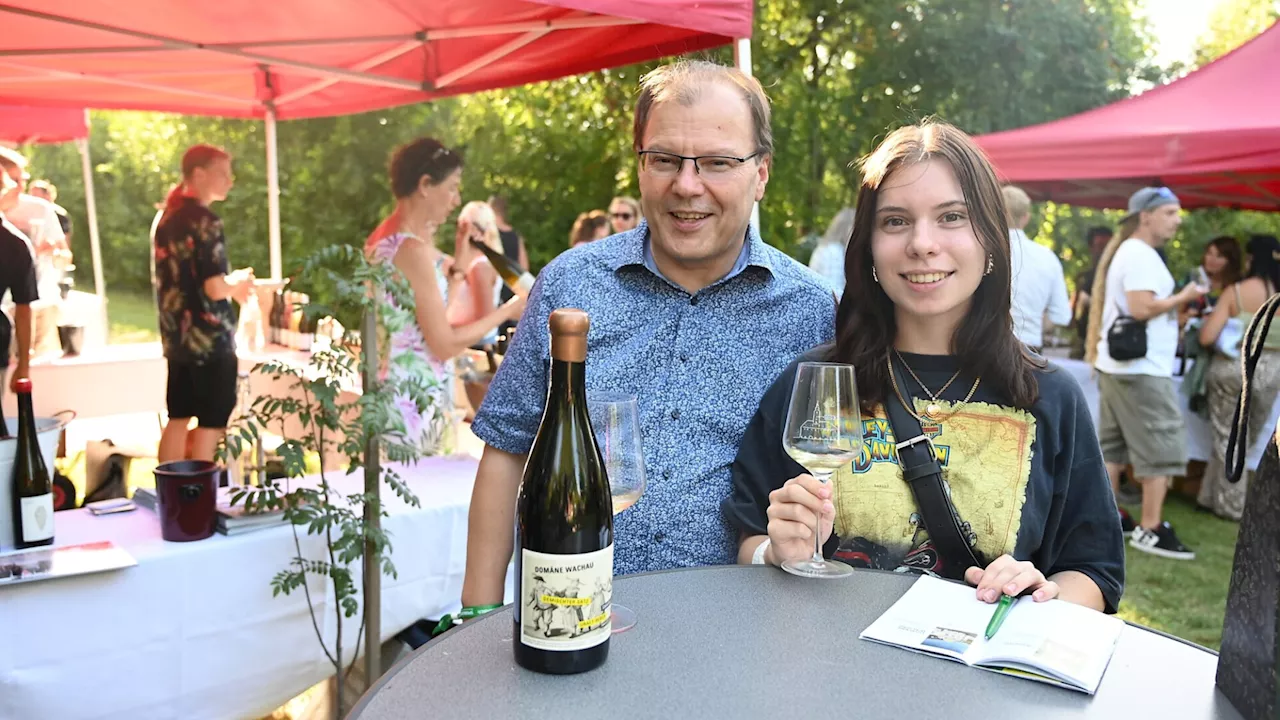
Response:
[0,0,755,277]
[974,21,1280,212]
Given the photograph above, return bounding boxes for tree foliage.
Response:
[23,0,1256,302]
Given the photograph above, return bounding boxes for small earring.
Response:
[872,266,879,283]
[985,255,994,276]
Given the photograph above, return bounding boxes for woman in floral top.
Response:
[365,138,525,454]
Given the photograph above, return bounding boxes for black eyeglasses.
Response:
[611,212,634,221]
[637,150,762,178]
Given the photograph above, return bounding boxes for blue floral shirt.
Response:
[472,221,836,574]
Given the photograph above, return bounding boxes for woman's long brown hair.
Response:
[829,121,1040,411]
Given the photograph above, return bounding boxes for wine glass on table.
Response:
[780,362,864,579]
[588,392,646,633]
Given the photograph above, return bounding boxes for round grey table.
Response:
[350,566,1245,719]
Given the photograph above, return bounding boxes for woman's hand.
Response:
[502,294,527,321]
[964,554,1059,603]
[765,474,835,565]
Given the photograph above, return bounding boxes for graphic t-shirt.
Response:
[153,198,236,364]
[724,346,1125,613]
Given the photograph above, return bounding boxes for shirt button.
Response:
[690,296,700,306]
[679,353,689,362]
[663,470,672,480]
[671,409,681,420]
[654,532,666,542]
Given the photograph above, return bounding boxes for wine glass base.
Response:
[781,558,855,579]
[611,603,637,634]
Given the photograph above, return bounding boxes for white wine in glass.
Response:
[588,392,646,632]
[781,362,864,579]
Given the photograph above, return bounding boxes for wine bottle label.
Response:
[20,493,54,542]
[519,545,612,651]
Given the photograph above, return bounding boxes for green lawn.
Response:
[1117,494,1239,650]
[106,291,159,344]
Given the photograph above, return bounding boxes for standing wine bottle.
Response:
[514,308,612,674]
[469,238,536,299]
[10,378,53,548]
[0,413,9,439]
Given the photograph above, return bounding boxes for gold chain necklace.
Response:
[886,354,981,422]
[894,350,962,402]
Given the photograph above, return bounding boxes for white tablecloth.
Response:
[1050,357,1280,471]
[0,456,489,720]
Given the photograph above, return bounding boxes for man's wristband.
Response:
[432,604,502,637]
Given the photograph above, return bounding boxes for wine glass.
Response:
[781,362,864,579]
[588,392,646,633]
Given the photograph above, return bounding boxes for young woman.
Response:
[569,210,610,248]
[365,138,524,453]
[1197,234,1280,520]
[724,121,1123,613]
[447,201,506,346]
[1182,235,1242,326]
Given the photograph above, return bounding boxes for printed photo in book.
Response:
[859,575,1124,694]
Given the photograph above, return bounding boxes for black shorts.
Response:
[166,355,238,428]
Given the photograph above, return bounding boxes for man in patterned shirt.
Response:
[153,145,255,463]
[462,60,836,608]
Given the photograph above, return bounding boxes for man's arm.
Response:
[460,446,527,606]
[203,269,253,303]
[1125,284,1200,321]
[517,235,529,270]
[1046,259,1072,327]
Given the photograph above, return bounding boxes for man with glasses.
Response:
[608,196,641,234]
[1093,186,1205,559]
[461,60,835,612]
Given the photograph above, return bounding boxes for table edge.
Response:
[346,564,1218,719]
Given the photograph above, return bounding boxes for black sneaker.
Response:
[1129,521,1195,560]
[1117,507,1136,533]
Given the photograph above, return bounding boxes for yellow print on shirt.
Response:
[831,400,1035,569]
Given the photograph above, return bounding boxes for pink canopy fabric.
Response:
[0,104,87,144]
[0,0,751,120]
[974,22,1280,211]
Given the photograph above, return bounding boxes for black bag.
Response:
[1215,291,1280,720]
[882,361,986,581]
[1107,314,1147,361]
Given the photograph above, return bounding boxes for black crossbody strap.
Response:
[883,362,986,580]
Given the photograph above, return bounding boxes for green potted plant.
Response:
[221,244,443,718]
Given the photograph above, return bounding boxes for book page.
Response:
[976,594,1123,693]
[859,576,1000,664]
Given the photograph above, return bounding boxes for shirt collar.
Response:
[606,219,775,282]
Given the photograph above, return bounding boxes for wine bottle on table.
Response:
[469,239,536,299]
[10,378,53,549]
[514,308,612,675]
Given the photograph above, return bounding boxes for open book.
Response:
[860,575,1124,694]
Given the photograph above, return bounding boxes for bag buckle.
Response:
[895,433,937,469]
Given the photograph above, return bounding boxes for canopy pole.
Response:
[266,106,282,281]
[75,121,104,298]
[734,37,760,231]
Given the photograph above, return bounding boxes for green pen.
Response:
[984,593,1016,640]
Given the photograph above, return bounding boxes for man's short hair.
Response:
[28,179,56,202]
[632,59,773,160]
[1001,185,1032,224]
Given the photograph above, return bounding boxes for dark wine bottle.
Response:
[10,378,53,548]
[514,308,612,674]
[0,413,9,438]
[469,238,536,299]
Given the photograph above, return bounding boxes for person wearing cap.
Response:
[1003,185,1070,353]
[1088,186,1206,560]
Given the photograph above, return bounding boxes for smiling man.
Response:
[460,60,836,610]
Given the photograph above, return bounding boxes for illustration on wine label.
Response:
[520,546,612,651]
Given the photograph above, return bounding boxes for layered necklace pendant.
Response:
[924,402,943,420]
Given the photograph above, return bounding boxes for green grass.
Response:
[106,291,159,344]
[1117,494,1239,650]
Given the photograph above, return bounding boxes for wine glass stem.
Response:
[811,470,833,563]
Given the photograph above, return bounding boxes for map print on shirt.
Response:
[831,399,1035,576]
